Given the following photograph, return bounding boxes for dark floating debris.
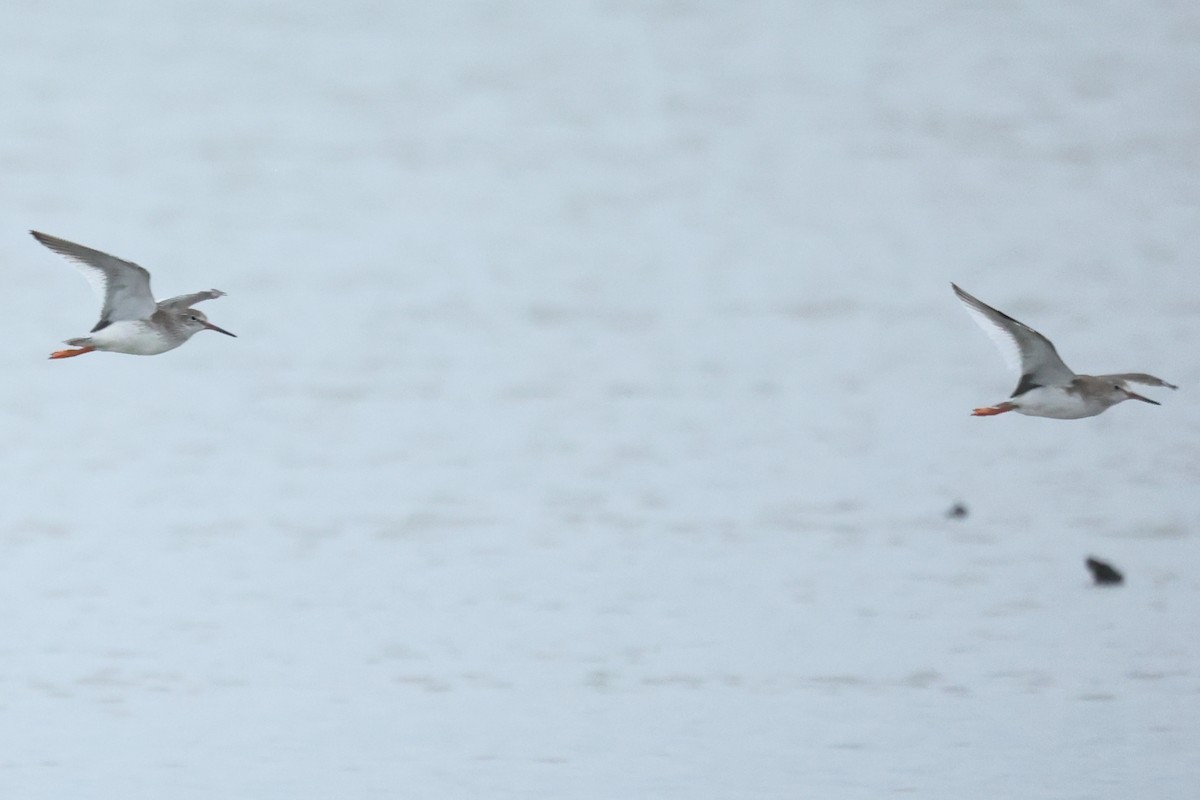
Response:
[1086,557,1124,586]
[946,502,968,520]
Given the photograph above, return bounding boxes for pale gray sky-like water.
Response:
[0,2,1197,797]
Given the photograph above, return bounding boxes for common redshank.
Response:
[952,283,1176,419]
[32,231,235,359]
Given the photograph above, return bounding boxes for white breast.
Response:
[89,320,179,355]
[1013,386,1105,420]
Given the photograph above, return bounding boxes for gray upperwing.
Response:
[1098,373,1178,390]
[158,289,227,310]
[951,283,1076,391]
[31,231,157,330]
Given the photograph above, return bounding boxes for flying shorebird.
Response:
[952,283,1176,419]
[31,231,235,359]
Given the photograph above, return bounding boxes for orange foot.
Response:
[972,402,1016,417]
[49,346,95,360]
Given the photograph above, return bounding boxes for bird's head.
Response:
[180,308,236,339]
[1105,379,1159,407]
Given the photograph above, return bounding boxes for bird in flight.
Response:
[31,231,235,359]
[952,283,1175,419]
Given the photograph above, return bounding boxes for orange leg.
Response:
[971,402,1016,417]
[49,346,95,360]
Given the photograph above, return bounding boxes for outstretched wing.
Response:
[1098,373,1178,390]
[158,289,227,310]
[952,283,1076,395]
[31,231,157,331]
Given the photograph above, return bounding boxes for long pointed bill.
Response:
[1125,390,1159,405]
[202,321,237,338]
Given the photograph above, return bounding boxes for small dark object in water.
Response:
[946,502,968,519]
[1086,557,1123,586]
